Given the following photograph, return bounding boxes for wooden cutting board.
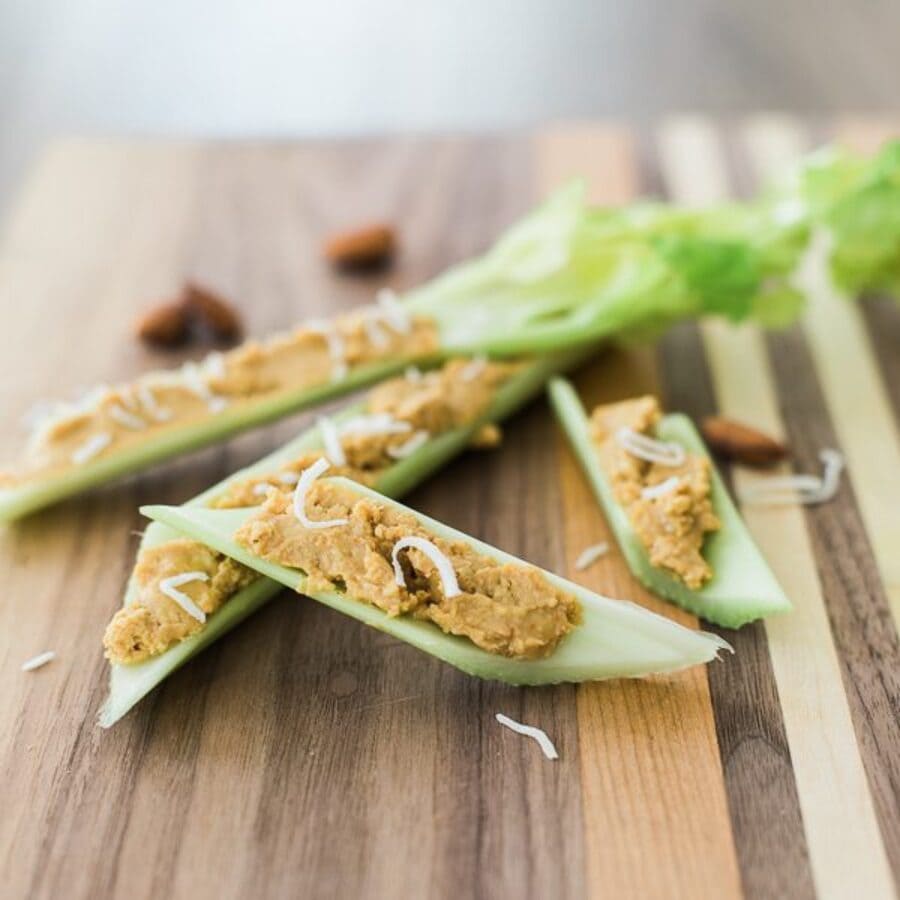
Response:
[1,117,899,900]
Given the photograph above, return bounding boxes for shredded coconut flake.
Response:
[340,413,412,436]
[460,355,488,382]
[641,476,681,500]
[252,483,272,497]
[159,572,209,622]
[391,536,461,598]
[387,430,430,460]
[317,416,347,466]
[495,713,559,760]
[21,651,56,672]
[308,320,348,382]
[71,432,112,465]
[362,313,390,349]
[574,542,609,571]
[405,366,423,383]
[137,383,172,422]
[739,448,845,507]
[615,427,686,467]
[107,403,146,430]
[202,352,227,381]
[278,471,300,485]
[182,361,228,413]
[376,288,411,334]
[292,458,349,529]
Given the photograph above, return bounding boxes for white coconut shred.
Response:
[391,536,461,599]
[159,572,209,623]
[292,458,349,529]
[739,448,844,507]
[615,427,686,467]
[495,713,559,761]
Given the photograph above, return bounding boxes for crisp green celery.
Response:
[548,378,790,628]
[0,358,431,523]
[142,481,731,684]
[8,141,899,522]
[99,350,589,726]
[765,141,900,297]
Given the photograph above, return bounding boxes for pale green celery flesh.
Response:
[99,351,589,726]
[0,356,438,523]
[548,377,790,627]
[142,481,730,686]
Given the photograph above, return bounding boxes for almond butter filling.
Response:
[236,483,581,660]
[590,396,720,590]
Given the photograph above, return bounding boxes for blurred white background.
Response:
[3,0,899,208]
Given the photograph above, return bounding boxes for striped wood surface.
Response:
[0,118,898,900]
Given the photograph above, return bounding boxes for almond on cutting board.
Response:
[701,416,788,467]
[183,281,243,342]
[324,223,396,271]
[135,300,190,348]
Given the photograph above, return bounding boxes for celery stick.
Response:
[142,481,731,685]
[99,350,589,726]
[548,377,790,627]
[1,357,427,523]
[11,142,900,521]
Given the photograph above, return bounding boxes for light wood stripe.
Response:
[658,117,895,900]
[537,125,742,900]
[744,117,900,626]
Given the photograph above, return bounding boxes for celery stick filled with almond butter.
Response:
[142,467,731,685]
[8,142,900,521]
[100,351,598,726]
[103,356,526,667]
[548,377,791,627]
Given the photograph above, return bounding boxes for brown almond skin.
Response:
[135,300,190,348]
[701,416,788,467]
[183,282,243,342]
[324,223,396,271]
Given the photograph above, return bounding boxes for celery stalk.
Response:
[1,357,431,523]
[547,377,790,627]
[99,350,589,726]
[142,481,731,685]
[9,142,900,521]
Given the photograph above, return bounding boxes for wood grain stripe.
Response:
[658,117,895,900]
[537,125,742,900]
[741,116,900,891]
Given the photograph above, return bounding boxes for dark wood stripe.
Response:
[647,130,817,900]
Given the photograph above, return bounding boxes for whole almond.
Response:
[183,282,243,342]
[135,300,190,348]
[701,416,788,467]
[324,223,396,271]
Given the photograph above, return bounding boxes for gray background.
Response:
[3,0,899,209]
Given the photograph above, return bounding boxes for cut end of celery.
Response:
[98,575,283,728]
[548,377,791,628]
